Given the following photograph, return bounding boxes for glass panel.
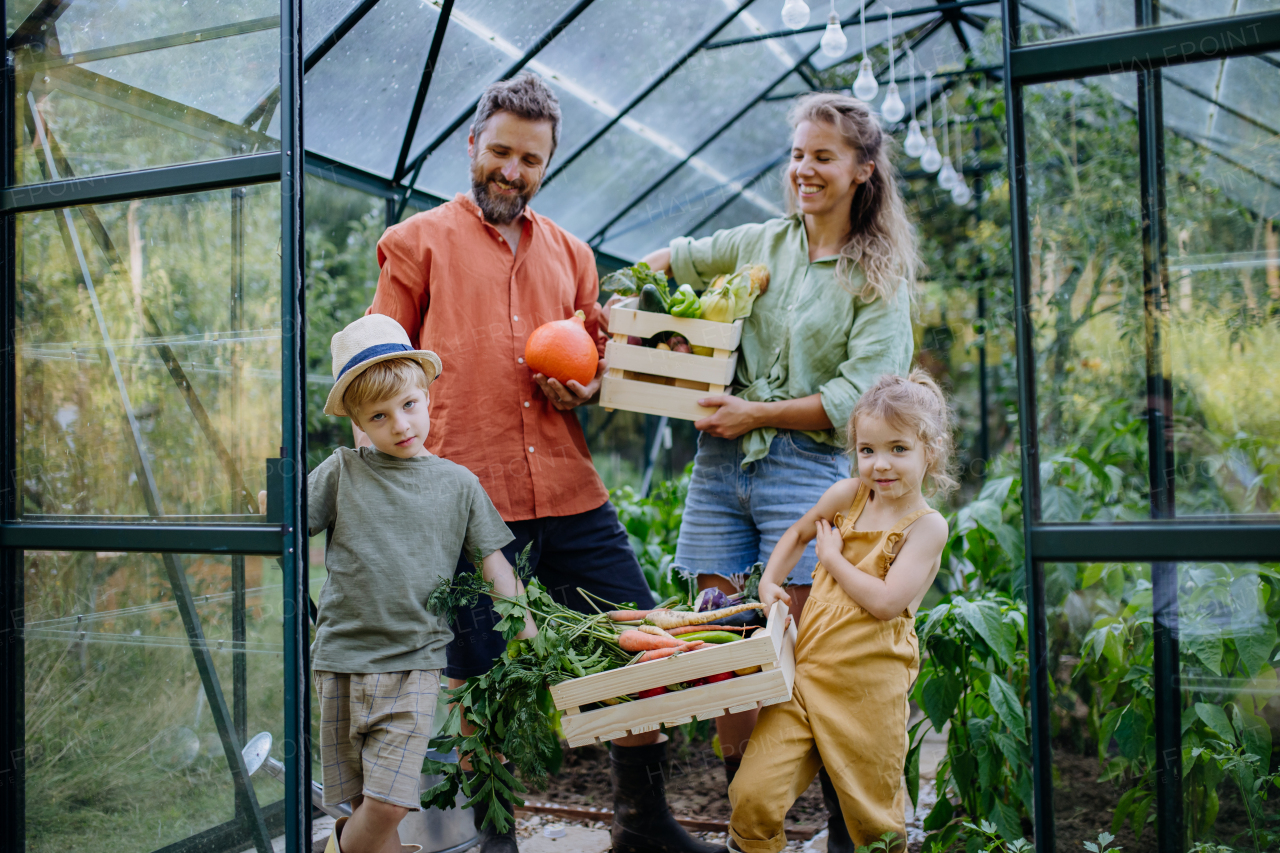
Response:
[1179,561,1280,849]
[23,550,286,850]
[16,185,282,521]
[48,1,277,54]
[1017,1,1280,45]
[1026,76,1148,522]
[12,8,280,184]
[1164,53,1280,517]
[1046,562,1157,850]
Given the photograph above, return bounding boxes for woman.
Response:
[636,92,918,844]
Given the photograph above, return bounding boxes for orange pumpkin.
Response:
[524,310,599,387]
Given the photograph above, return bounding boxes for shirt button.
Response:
[517,357,524,364]
[528,446,535,453]
[774,347,781,353]
[498,236,505,243]
[513,315,519,321]
[523,401,530,408]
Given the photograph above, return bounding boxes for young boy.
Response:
[308,314,536,853]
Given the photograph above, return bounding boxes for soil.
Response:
[527,731,829,836]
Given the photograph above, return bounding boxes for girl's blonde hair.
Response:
[847,370,957,497]
[343,358,431,421]
[785,93,920,305]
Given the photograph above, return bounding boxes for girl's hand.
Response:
[813,519,845,568]
[759,581,791,609]
[693,395,760,439]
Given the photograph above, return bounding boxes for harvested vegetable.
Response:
[668,630,742,644]
[668,334,693,354]
[524,311,598,386]
[637,624,675,638]
[607,609,653,621]
[618,630,700,652]
[735,665,763,676]
[668,284,702,318]
[698,263,768,323]
[639,283,669,314]
[638,686,669,698]
[694,587,730,612]
[644,602,764,630]
[668,624,750,636]
[705,671,736,683]
[601,261,669,298]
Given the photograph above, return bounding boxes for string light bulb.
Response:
[781,0,810,30]
[920,71,942,172]
[903,48,925,157]
[820,4,847,58]
[852,0,878,101]
[938,91,956,189]
[880,11,904,121]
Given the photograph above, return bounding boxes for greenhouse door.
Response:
[1001,3,1280,852]
[0,1,312,851]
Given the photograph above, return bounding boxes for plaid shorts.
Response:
[313,669,441,809]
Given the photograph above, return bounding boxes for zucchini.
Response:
[639,283,669,314]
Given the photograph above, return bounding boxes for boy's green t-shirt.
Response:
[307,446,514,673]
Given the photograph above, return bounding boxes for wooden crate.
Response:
[550,603,797,748]
[600,297,744,421]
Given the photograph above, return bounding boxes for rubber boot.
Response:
[818,768,854,853]
[323,817,347,853]
[467,766,519,853]
[611,740,727,853]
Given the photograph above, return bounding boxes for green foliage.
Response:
[611,465,694,602]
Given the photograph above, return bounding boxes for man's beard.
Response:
[471,164,538,225]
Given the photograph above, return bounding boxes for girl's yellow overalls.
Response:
[729,481,936,853]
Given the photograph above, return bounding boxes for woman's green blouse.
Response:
[669,215,914,466]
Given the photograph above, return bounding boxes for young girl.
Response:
[728,370,954,853]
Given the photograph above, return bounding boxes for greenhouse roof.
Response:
[6,0,1278,261]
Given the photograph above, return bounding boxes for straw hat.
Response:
[324,314,442,417]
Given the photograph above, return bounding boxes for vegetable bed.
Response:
[551,601,797,747]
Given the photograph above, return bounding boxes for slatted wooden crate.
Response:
[600,297,744,421]
[550,603,797,748]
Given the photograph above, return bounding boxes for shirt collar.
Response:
[455,192,536,225]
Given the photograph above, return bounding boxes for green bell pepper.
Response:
[668,284,702,319]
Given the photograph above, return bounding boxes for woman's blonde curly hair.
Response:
[846,370,957,497]
[785,92,920,305]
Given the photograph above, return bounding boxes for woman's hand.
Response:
[759,580,791,610]
[600,294,625,335]
[813,518,845,569]
[693,395,760,439]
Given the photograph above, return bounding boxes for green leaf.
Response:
[1114,706,1148,760]
[1195,702,1238,744]
[988,673,1028,743]
[1041,484,1084,521]
[920,669,962,732]
[922,795,954,832]
[1235,621,1278,678]
[991,799,1022,843]
[957,598,1017,667]
[1183,634,1224,676]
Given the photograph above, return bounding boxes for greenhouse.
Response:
[2,1,1279,852]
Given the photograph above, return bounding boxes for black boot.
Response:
[818,767,854,853]
[611,740,727,853]
[466,766,519,853]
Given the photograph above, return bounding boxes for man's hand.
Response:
[533,356,607,411]
[693,394,760,439]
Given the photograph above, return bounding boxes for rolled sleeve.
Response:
[818,292,915,438]
[369,226,428,342]
[669,228,747,290]
[572,241,608,356]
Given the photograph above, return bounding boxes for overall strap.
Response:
[883,506,938,557]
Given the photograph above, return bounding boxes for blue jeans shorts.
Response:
[674,430,851,586]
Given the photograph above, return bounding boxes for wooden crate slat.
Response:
[559,667,792,748]
[600,376,719,421]
[604,340,737,386]
[549,603,788,710]
[607,299,744,349]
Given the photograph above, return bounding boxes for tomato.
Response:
[637,686,669,699]
[705,671,735,683]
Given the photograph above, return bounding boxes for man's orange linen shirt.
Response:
[368,194,610,522]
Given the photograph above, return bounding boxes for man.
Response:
[364,73,721,853]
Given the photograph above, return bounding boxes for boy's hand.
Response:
[759,581,790,609]
[814,519,845,569]
[257,490,267,515]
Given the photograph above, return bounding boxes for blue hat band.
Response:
[337,343,414,380]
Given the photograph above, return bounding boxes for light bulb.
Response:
[951,179,971,205]
[904,120,926,157]
[820,13,847,58]
[921,136,942,172]
[781,0,810,30]
[852,58,878,102]
[938,157,957,189]
[881,82,904,123]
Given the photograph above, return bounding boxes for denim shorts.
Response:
[674,430,851,586]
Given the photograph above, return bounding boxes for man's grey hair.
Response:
[471,72,562,159]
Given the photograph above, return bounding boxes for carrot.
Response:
[638,624,675,638]
[644,603,764,630]
[619,630,685,652]
[633,642,707,664]
[668,624,750,636]
[607,609,654,621]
